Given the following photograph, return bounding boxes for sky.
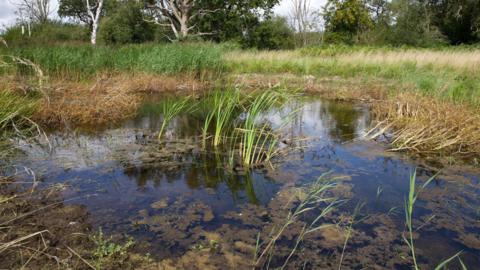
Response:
[0,0,326,30]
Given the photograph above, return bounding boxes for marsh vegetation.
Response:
[1,1,480,268]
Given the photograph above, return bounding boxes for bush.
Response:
[1,21,88,47]
[243,17,295,50]
[99,2,155,45]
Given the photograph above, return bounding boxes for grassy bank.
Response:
[2,43,225,80]
[226,48,480,108]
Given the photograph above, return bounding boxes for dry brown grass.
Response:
[338,50,480,72]
[32,73,206,127]
[369,92,480,157]
[233,73,388,101]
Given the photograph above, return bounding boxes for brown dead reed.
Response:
[33,73,206,127]
[368,92,480,157]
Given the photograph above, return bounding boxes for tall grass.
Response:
[226,49,480,108]
[154,89,295,168]
[3,43,225,79]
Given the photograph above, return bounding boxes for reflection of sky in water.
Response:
[12,96,480,267]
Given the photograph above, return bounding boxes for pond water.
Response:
[12,95,480,269]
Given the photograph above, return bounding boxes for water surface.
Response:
[13,96,480,269]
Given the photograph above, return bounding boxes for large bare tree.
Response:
[290,0,318,46]
[15,0,52,23]
[85,0,104,45]
[152,0,196,39]
[152,0,218,40]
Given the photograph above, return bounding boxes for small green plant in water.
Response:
[404,170,466,270]
[254,173,343,268]
[91,228,135,269]
[158,97,194,141]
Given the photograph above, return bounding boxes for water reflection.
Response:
[12,95,480,268]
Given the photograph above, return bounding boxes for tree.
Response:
[323,0,373,43]
[289,0,315,46]
[243,17,295,50]
[149,0,279,41]
[15,0,52,24]
[430,0,480,44]
[85,0,105,45]
[193,0,279,42]
[100,2,155,44]
[150,0,201,40]
[58,0,92,24]
[387,0,445,46]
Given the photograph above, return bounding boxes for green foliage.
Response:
[193,0,280,42]
[8,43,225,79]
[323,0,374,44]
[430,0,480,44]
[99,2,155,45]
[386,0,447,47]
[243,17,295,50]
[158,97,195,140]
[1,21,88,47]
[91,229,135,269]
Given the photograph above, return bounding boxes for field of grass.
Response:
[1,43,225,80]
[226,48,480,108]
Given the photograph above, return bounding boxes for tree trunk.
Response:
[91,21,98,45]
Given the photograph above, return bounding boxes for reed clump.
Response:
[155,88,296,168]
[368,92,480,157]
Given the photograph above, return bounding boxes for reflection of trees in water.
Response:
[121,151,263,205]
[323,101,363,142]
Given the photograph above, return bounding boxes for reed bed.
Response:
[368,92,480,158]
[3,43,225,80]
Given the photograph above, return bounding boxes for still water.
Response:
[14,96,480,269]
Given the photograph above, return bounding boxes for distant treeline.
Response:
[1,0,479,49]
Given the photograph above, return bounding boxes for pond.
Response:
[11,94,480,269]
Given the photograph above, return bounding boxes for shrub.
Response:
[243,17,295,50]
[99,2,155,45]
[1,21,88,47]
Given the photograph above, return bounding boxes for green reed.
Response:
[254,173,343,268]
[5,43,225,80]
[238,91,279,166]
[201,89,240,147]
[158,97,194,140]
[404,170,465,270]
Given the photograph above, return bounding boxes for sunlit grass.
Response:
[3,43,225,80]
[225,49,480,108]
